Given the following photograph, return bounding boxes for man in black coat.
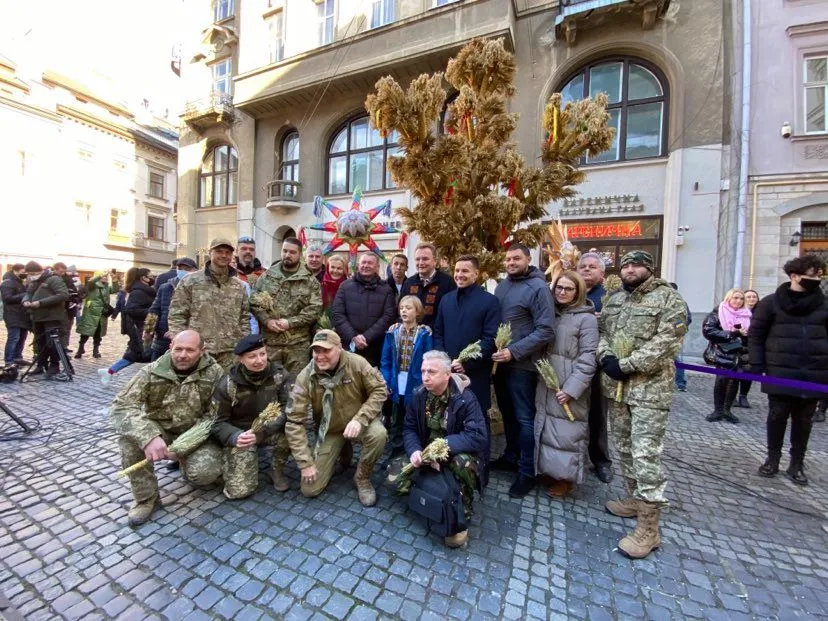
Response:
[22,262,70,379]
[1,264,30,366]
[400,242,456,326]
[332,253,397,367]
[749,255,827,486]
[154,260,178,290]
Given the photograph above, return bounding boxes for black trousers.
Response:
[766,395,818,460]
[713,376,738,412]
[738,379,752,397]
[33,320,64,371]
[587,373,611,467]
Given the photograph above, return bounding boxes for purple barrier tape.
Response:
[676,362,828,394]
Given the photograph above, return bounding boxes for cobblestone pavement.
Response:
[0,330,826,620]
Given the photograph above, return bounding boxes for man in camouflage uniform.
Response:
[211,335,293,499]
[597,250,688,559]
[110,330,224,526]
[286,329,388,506]
[168,238,251,370]
[252,237,322,376]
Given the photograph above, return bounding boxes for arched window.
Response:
[199,145,238,207]
[327,115,399,195]
[280,130,299,198]
[558,58,668,163]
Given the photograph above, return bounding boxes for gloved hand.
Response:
[601,355,629,381]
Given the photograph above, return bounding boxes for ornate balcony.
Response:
[265,180,301,210]
[181,91,234,131]
[555,0,671,45]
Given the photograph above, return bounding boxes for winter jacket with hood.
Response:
[77,275,120,337]
[124,280,157,322]
[403,373,490,489]
[493,265,556,372]
[748,282,828,399]
[534,302,598,484]
[380,323,433,406]
[23,270,70,324]
[332,273,397,366]
[1,271,30,329]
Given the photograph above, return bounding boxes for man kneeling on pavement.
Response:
[210,334,293,499]
[285,329,388,505]
[110,330,223,525]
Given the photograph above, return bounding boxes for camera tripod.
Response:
[0,398,34,433]
[19,328,75,382]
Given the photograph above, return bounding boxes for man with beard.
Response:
[305,244,326,284]
[400,243,456,326]
[235,236,265,287]
[751,255,827,486]
[598,250,687,559]
[168,238,251,370]
[332,253,397,367]
[110,330,224,525]
[252,237,322,376]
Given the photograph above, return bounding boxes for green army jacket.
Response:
[285,351,387,469]
[252,261,322,347]
[597,276,688,410]
[110,352,224,448]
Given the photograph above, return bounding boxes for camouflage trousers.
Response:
[608,402,669,507]
[118,433,222,503]
[268,344,310,378]
[222,432,291,500]
[212,351,237,372]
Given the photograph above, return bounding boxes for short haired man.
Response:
[751,255,827,486]
[22,261,70,380]
[211,334,293,498]
[598,250,688,559]
[154,259,179,290]
[168,238,251,370]
[305,244,326,284]
[388,253,408,298]
[235,236,266,287]
[1,263,30,367]
[252,236,322,376]
[110,330,224,525]
[577,252,612,482]
[491,244,555,497]
[400,243,456,326]
[146,258,198,361]
[285,330,388,506]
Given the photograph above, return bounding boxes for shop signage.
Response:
[566,218,660,240]
[558,194,644,217]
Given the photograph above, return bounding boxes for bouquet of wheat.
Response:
[602,274,622,308]
[399,438,450,477]
[250,291,278,318]
[232,402,283,453]
[612,335,635,402]
[143,313,158,347]
[536,359,574,421]
[492,323,512,374]
[456,340,481,363]
[116,418,215,478]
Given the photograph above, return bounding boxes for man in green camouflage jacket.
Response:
[168,238,251,370]
[597,250,688,560]
[110,330,224,526]
[251,236,322,376]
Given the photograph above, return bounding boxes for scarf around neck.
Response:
[718,300,752,332]
[311,361,347,460]
[322,266,347,307]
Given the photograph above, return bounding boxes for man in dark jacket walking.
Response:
[750,255,827,486]
[22,262,70,379]
[400,243,456,326]
[1,264,30,366]
[147,258,197,361]
[154,260,178,290]
[491,244,556,497]
[332,253,396,367]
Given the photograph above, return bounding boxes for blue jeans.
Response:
[4,326,29,364]
[674,356,686,390]
[494,366,538,477]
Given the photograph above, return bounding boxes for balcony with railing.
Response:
[555,0,671,44]
[181,91,234,130]
[265,179,301,210]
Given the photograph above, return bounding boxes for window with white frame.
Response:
[805,56,827,134]
[280,130,300,198]
[327,115,399,194]
[318,0,335,46]
[371,0,394,28]
[212,59,232,94]
[148,171,165,199]
[267,10,285,63]
[200,145,238,208]
[147,215,165,241]
[214,0,234,22]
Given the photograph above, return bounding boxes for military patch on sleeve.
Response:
[673,321,688,336]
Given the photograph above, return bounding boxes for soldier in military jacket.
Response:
[167,238,251,370]
[597,250,688,560]
[110,330,224,526]
[211,335,293,499]
[252,237,323,376]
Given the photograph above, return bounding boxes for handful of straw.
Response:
[536,359,574,421]
[602,274,622,308]
[232,402,283,453]
[116,418,215,478]
[456,340,482,363]
[143,313,158,346]
[250,291,278,318]
[611,335,635,401]
[492,323,512,374]
[399,438,450,477]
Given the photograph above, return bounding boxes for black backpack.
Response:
[407,467,467,538]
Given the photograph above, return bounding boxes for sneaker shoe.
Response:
[98,368,111,386]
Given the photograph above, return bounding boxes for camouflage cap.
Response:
[310,329,342,350]
[209,237,235,251]
[619,250,655,272]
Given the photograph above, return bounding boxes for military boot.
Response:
[618,501,661,559]
[786,456,808,486]
[354,460,377,507]
[127,494,159,527]
[272,449,290,492]
[444,530,468,548]
[758,453,780,477]
[606,478,638,518]
[92,343,101,358]
[73,343,85,359]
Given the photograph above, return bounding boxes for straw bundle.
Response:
[399,438,450,477]
[612,335,635,401]
[535,359,574,421]
[456,340,482,363]
[116,418,215,478]
[492,323,512,374]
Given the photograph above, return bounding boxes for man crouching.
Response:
[110,330,223,526]
[210,335,293,498]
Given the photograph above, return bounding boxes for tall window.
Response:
[805,56,827,134]
[558,58,668,163]
[280,131,300,198]
[212,59,232,94]
[371,0,394,28]
[318,0,335,46]
[148,171,165,199]
[147,215,165,241]
[267,10,285,63]
[199,145,238,208]
[214,0,234,21]
[110,209,119,232]
[327,115,399,194]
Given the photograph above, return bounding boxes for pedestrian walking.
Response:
[75,271,120,359]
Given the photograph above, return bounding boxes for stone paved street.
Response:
[1,330,827,620]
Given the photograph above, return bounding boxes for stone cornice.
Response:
[786,20,828,38]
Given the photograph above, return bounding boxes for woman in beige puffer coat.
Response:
[534,270,599,497]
